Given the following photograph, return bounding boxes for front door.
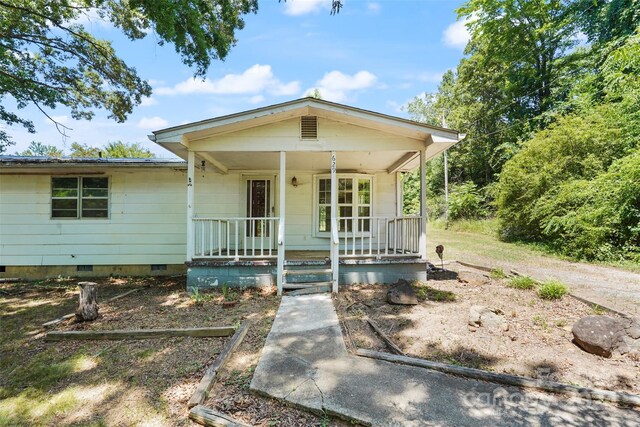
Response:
[244,177,276,250]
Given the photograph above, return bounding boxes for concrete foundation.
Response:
[0,264,186,280]
[186,258,428,290]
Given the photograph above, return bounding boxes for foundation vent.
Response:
[300,116,318,140]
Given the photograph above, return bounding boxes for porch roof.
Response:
[149,98,465,173]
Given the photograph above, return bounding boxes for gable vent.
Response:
[300,116,318,140]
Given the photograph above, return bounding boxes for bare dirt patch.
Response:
[0,277,348,426]
[336,274,640,395]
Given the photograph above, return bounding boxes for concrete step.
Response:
[285,284,332,296]
[283,269,333,275]
[283,281,333,290]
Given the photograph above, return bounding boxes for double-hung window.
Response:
[51,177,109,219]
[316,175,372,235]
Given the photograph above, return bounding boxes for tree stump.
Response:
[75,282,99,322]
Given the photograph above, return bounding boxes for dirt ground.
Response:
[0,276,348,426]
[336,272,640,395]
[428,227,640,317]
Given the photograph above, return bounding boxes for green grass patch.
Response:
[507,276,536,290]
[537,280,568,300]
[414,285,456,302]
[489,267,507,279]
[429,217,500,236]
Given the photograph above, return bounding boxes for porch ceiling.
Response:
[194,150,420,173]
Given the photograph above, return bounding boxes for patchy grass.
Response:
[489,267,507,279]
[0,277,344,426]
[591,304,608,315]
[430,218,500,237]
[507,276,536,290]
[336,280,639,394]
[428,221,640,273]
[413,283,456,302]
[538,280,569,300]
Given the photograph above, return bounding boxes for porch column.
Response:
[330,151,339,293]
[419,149,427,259]
[186,150,195,261]
[276,151,286,296]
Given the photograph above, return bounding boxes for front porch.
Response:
[149,98,463,294]
[185,148,428,295]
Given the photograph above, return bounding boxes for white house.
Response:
[0,98,463,294]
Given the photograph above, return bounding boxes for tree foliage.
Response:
[16,140,153,158]
[406,0,640,262]
[16,141,64,157]
[0,0,258,150]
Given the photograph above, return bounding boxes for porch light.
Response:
[291,176,298,187]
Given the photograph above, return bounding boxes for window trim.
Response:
[312,173,374,238]
[51,176,110,220]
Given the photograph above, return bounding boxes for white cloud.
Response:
[283,0,328,15]
[249,95,265,104]
[443,19,470,49]
[308,70,377,102]
[367,2,381,13]
[155,64,300,97]
[49,115,70,125]
[137,116,168,129]
[417,71,444,83]
[140,96,158,107]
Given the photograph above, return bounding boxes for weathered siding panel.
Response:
[0,169,189,266]
[0,165,401,266]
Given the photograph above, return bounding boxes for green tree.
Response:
[0,0,259,149]
[16,141,64,157]
[102,141,153,158]
[69,142,101,158]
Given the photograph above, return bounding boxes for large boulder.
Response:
[572,315,626,358]
[387,279,418,305]
[468,305,507,330]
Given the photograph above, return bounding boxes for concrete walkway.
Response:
[251,294,639,426]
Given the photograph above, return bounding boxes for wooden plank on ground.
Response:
[455,260,495,273]
[45,326,236,341]
[42,288,143,328]
[189,405,251,427]
[365,317,405,356]
[188,321,251,408]
[356,349,640,407]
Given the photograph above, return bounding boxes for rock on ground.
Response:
[387,279,418,305]
[572,315,627,358]
[468,305,506,330]
[458,270,490,286]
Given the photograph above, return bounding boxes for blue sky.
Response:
[6,0,469,157]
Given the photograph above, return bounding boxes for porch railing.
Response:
[192,217,279,259]
[338,216,422,257]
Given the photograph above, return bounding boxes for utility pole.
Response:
[442,112,449,227]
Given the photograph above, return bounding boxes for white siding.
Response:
[0,166,400,266]
[0,168,188,266]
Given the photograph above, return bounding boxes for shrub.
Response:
[448,181,486,220]
[496,100,640,262]
[534,150,640,261]
[537,280,568,300]
[508,276,536,290]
